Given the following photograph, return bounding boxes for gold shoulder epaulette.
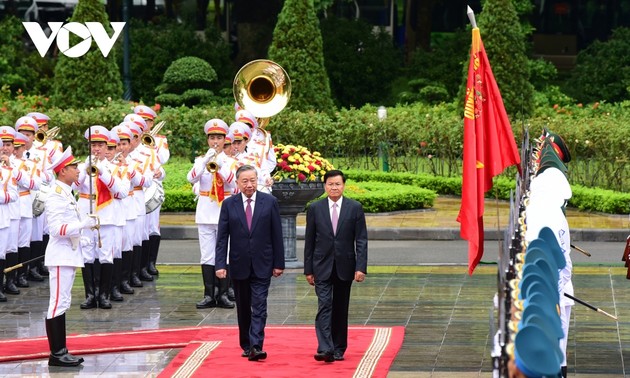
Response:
[55,185,62,194]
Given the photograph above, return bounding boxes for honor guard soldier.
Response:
[45,146,97,367]
[187,119,236,309]
[125,117,155,286]
[75,126,127,310]
[16,116,54,286]
[134,106,168,277]
[6,131,41,295]
[0,127,20,302]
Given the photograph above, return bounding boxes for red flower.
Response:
[281,153,289,159]
[282,165,293,172]
[308,164,316,172]
[297,173,306,182]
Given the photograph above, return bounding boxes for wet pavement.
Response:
[0,196,629,377]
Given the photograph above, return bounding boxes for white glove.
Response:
[203,149,217,164]
[80,236,93,248]
[81,216,98,230]
[96,159,109,173]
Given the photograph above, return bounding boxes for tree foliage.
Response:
[565,27,630,104]
[51,0,123,108]
[477,0,534,116]
[320,17,402,108]
[268,0,335,114]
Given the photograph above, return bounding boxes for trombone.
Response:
[141,121,165,147]
[35,126,60,144]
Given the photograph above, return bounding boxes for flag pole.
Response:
[467,5,477,28]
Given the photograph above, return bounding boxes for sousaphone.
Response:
[233,59,291,128]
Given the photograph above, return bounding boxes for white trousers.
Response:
[146,205,161,236]
[82,224,117,264]
[47,266,76,319]
[18,217,33,248]
[134,214,147,245]
[123,219,135,251]
[198,224,217,265]
[7,219,19,253]
[0,227,8,259]
[560,304,572,366]
[31,215,44,242]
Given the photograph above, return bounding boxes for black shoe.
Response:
[241,350,250,357]
[16,275,29,288]
[314,352,335,363]
[80,295,97,310]
[98,294,112,309]
[195,296,217,309]
[248,347,267,361]
[48,348,84,367]
[227,287,236,301]
[130,274,143,287]
[334,352,345,361]
[28,268,44,282]
[147,262,159,276]
[216,294,235,309]
[120,281,135,294]
[110,287,124,302]
[39,264,50,277]
[0,291,6,302]
[5,282,20,295]
[139,268,154,281]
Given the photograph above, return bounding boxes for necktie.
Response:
[332,203,339,235]
[246,198,253,231]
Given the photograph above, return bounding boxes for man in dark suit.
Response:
[216,164,285,361]
[304,169,368,363]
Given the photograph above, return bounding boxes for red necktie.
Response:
[246,198,253,231]
[332,203,338,235]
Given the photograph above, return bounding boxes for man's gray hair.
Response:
[236,164,257,179]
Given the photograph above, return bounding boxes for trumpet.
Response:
[141,121,165,147]
[204,148,218,173]
[35,126,60,144]
[86,155,100,177]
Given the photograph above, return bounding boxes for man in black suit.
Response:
[304,169,368,363]
[216,165,285,361]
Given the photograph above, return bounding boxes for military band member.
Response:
[125,117,155,286]
[44,146,96,367]
[187,119,236,309]
[75,126,127,310]
[0,127,20,302]
[6,131,41,295]
[16,116,53,286]
[133,106,167,277]
[236,110,275,192]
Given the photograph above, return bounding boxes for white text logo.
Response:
[23,22,126,58]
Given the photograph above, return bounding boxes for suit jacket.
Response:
[304,197,368,281]
[215,191,285,279]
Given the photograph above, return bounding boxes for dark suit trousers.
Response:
[314,263,353,354]
[233,275,271,351]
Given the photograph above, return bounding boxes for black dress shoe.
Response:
[80,295,97,310]
[139,268,154,281]
[248,347,267,361]
[49,348,84,367]
[334,352,345,361]
[5,282,20,295]
[98,294,112,309]
[195,296,217,309]
[130,274,143,287]
[216,294,235,309]
[16,275,29,288]
[147,262,159,275]
[120,281,135,294]
[110,287,124,302]
[314,352,334,363]
[241,350,250,357]
[28,268,44,282]
[227,287,236,302]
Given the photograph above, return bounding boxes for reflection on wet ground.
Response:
[0,265,627,377]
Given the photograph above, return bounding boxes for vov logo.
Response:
[23,22,126,58]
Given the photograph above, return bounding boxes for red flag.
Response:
[95,177,113,211]
[457,27,521,275]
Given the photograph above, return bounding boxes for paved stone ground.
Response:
[0,265,627,377]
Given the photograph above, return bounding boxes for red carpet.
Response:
[159,326,404,378]
[0,325,404,377]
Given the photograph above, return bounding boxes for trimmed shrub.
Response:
[155,57,218,107]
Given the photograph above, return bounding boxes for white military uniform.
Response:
[44,180,86,319]
[525,166,573,368]
[0,165,19,258]
[13,158,40,248]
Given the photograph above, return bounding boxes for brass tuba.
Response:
[233,60,291,128]
[141,120,166,147]
[35,126,60,144]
